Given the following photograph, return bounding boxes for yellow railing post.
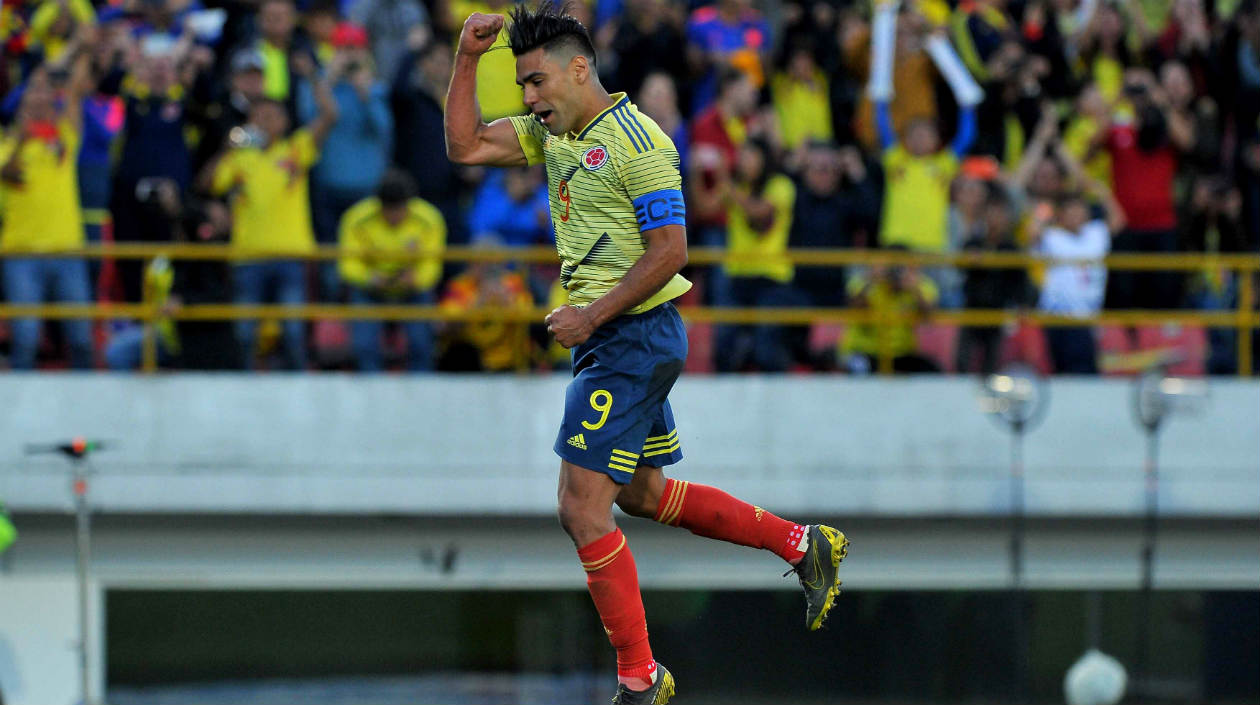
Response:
[1238,267,1254,377]
[876,308,894,375]
[140,256,159,374]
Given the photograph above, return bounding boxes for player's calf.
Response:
[651,478,811,563]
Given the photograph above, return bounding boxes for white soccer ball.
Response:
[1064,649,1128,705]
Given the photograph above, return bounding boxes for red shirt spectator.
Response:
[688,69,757,229]
[690,105,739,169]
[1106,123,1178,230]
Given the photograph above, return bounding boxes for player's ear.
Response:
[570,54,589,85]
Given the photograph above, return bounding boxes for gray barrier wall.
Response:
[1,375,1256,517]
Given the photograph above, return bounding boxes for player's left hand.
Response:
[545,305,594,349]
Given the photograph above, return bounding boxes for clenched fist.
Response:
[457,13,504,57]
[546,305,596,349]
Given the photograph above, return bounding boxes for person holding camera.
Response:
[203,53,338,370]
[0,55,95,369]
[1101,67,1195,314]
[112,41,211,302]
[299,21,392,301]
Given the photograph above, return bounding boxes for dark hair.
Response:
[305,0,340,17]
[1055,191,1089,210]
[738,137,777,197]
[716,67,749,97]
[507,1,596,65]
[378,169,418,206]
[250,97,288,114]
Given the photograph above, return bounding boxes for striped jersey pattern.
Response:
[509,93,692,314]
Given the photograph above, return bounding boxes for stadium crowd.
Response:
[0,0,1257,373]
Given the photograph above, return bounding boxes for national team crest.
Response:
[582,146,608,171]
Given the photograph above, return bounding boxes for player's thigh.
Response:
[557,353,684,476]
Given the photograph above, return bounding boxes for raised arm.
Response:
[444,13,527,166]
[950,106,976,157]
[293,53,339,148]
[1008,103,1058,191]
[1055,141,1126,232]
[874,99,896,151]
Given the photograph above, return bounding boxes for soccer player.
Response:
[444,4,848,702]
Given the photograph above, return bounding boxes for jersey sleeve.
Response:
[292,128,319,169]
[1080,220,1111,257]
[506,115,547,166]
[620,147,686,232]
[210,151,243,195]
[411,199,447,290]
[336,203,372,287]
[881,144,908,172]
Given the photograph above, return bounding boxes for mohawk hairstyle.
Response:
[507,0,597,65]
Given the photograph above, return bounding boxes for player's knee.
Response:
[556,495,605,541]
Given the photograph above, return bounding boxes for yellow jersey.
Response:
[841,272,939,357]
[508,92,691,314]
[338,196,446,291]
[771,70,832,149]
[724,173,795,283]
[212,128,318,256]
[879,145,957,253]
[0,120,84,252]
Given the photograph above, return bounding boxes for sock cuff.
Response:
[577,528,627,572]
[653,479,690,526]
[619,658,658,682]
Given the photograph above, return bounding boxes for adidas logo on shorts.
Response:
[567,433,588,450]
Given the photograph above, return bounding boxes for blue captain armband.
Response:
[632,189,686,231]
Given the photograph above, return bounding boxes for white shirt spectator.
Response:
[1037,219,1110,317]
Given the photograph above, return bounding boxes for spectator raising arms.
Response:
[0,53,95,369]
[203,53,338,370]
[111,40,207,302]
[1032,146,1127,375]
[1102,67,1195,315]
[874,91,976,254]
[299,21,393,300]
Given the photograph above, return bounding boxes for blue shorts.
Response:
[554,302,687,484]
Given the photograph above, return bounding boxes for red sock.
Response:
[577,529,656,685]
[654,479,808,564]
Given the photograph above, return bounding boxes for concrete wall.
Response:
[0,374,1256,703]
[0,576,102,705]
[1,375,1256,517]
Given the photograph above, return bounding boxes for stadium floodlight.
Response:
[1129,366,1208,691]
[979,361,1049,586]
[978,361,1049,701]
[25,437,111,705]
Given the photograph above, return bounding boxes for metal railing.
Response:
[1,244,1256,375]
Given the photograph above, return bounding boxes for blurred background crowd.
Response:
[0,0,1258,374]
